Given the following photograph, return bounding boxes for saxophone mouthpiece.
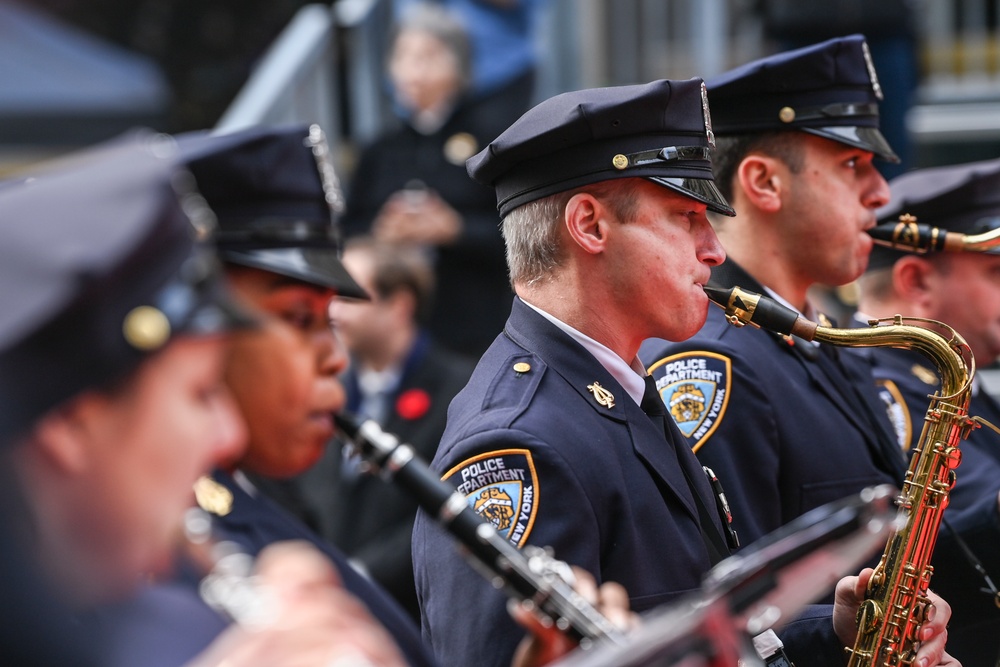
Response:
[704,285,817,340]
[866,214,963,254]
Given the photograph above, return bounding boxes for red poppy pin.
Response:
[396,389,431,420]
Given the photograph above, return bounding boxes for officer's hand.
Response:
[833,569,959,667]
[508,567,637,667]
[186,541,407,667]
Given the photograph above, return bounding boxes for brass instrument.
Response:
[704,284,980,666]
[868,213,1000,254]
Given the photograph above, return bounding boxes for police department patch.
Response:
[443,449,539,547]
[647,352,731,452]
[876,379,912,451]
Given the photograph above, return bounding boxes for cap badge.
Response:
[861,41,884,101]
[306,124,346,214]
[778,106,796,124]
[700,81,716,149]
[123,305,171,351]
[586,381,615,408]
[444,132,479,166]
[193,475,233,516]
[612,154,629,170]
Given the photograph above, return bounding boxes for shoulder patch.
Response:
[875,379,913,451]
[647,352,731,452]
[443,449,539,547]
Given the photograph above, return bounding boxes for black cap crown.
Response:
[707,35,898,162]
[467,78,734,218]
[0,131,252,443]
[175,124,368,300]
[869,157,1000,269]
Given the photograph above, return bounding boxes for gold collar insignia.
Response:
[587,381,615,408]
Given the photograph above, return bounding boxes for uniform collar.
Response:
[520,298,647,406]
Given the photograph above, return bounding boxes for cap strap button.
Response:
[778,107,796,123]
[123,305,171,351]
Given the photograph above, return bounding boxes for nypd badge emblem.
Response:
[444,449,539,547]
[647,351,731,452]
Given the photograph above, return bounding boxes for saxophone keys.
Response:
[942,445,962,470]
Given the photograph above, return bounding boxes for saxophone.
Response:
[704,284,980,666]
[868,213,1000,254]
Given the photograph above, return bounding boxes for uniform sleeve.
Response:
[412,427,601,667]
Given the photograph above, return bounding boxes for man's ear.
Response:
[563,192,610,256]
[736,154,784,214]
[892,255,935,305]
[29,395,104,475]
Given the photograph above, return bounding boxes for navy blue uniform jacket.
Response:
[640,262,902,547]
[413,298,840,667]
[93,469,436,667]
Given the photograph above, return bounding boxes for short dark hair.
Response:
[712,131,805,202]
[345,237,436,324]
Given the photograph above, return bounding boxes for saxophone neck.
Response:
[704,285,975,400]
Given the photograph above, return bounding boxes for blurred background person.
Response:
[342,2,512,360]
[854,157,1000,665]
[313,235,476,620]
[392,0,548,128]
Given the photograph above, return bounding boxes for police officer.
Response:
[410,78,953,667]
[855,158,1000,664]
[0,132,402,667]
[639,36,965,666]
[641,34,904,548]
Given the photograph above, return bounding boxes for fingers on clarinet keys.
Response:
[199,541,276,629]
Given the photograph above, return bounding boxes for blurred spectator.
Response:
[342,2,513,359]
[393,0,548,128]
[316,236,475,620]
[757,0,919,179]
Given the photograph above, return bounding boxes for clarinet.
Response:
[333,412,627,648]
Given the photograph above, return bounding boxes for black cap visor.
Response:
[801,126,900,163]
[646,176,736,217]
[222,248,370,300]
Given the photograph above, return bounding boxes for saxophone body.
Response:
[704,285,978,666]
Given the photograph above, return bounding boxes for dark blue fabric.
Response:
[414,298,836,667]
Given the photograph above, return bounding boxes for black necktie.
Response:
[641,375,732,562]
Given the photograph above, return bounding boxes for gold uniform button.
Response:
[513,362,532,373]
[778,106,796,123]
[123,305,171,351]
[612,154,629,170]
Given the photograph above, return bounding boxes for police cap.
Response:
[707,34,899,163]
[869,157,1000,269]
[0,131,252,443]
[467,78,735,218]
[176,124,368,300]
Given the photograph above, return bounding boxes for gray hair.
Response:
[503,180,639,287]
[391,2,473,90]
